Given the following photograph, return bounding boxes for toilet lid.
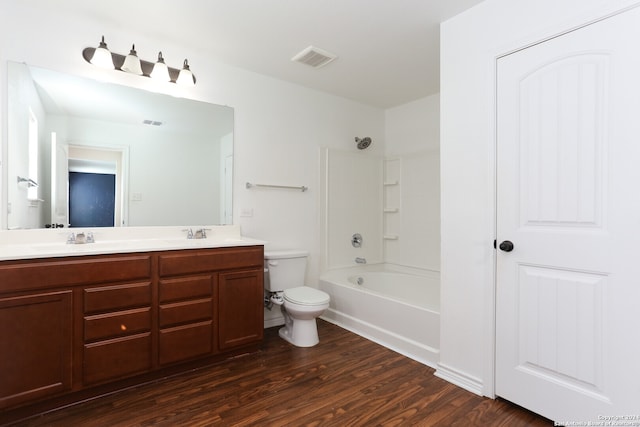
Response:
[284,287,330,306]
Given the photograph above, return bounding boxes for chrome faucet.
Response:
[66,231,95,244]
[183,228,194,239]
[355,257,367,264]
[194,228,211,239]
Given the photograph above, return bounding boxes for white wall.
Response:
[384,95,440,271]
[0,2,384,287]
[439,0,640,396]
[385,95,439,153]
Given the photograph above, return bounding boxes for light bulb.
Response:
[90,36,114,69]
[150,51,171,82]
[176,59,195,87]
[121,44,143,75]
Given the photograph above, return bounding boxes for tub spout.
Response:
[355,257,367,264]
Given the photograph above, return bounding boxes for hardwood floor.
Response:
[16,321,551,426]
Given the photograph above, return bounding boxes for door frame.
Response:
[67,144,129,227]
[487,3,640,399]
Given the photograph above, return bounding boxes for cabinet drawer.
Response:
[159,321,213,366]
[84,282,151,314]
[84,308,151,342]
[160,298,212,328]
[83,333,151,385]
[0,255,151,293]
[159,246,264,277]
[159,275,213,303]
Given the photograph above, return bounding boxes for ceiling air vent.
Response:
[291,46,337,68]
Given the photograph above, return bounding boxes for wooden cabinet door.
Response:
[218,269,263,350]
[0,291,73,409]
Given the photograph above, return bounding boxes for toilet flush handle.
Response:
[268,260,279,267]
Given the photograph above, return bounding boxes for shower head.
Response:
[355,137,372,150]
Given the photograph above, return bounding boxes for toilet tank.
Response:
[264,250,308,292]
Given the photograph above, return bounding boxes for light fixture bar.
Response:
[82,46,196,85]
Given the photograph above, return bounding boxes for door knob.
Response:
[499,240,514,252]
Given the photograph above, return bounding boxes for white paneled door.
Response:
[496,6,640,423]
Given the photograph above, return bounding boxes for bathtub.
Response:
[319,264,440,367]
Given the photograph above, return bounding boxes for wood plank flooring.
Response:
[16,320,551,426]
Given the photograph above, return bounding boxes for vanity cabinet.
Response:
[0,245,264,419]
[0,253,151,409]
[158,245,264,355]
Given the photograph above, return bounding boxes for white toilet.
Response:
[264,250,330,347]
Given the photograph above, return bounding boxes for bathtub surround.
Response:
[321,148,383,270]
[384,94,440,272]
[319,150,442,367]
[381,150,440,271]
[321,94,441,273]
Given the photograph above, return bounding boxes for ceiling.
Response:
[22,0,484,109]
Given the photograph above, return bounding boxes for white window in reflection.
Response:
[27,108,38,201]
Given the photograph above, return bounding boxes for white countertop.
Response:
[0,225,266,261]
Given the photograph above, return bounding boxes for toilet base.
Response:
[278,318,320,347]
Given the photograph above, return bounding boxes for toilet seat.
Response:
[284,287,330,306]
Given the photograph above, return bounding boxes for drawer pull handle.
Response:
[120,324,127,331]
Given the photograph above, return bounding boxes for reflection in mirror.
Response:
[6,62,233,230]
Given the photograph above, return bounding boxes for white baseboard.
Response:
[435,362,484,396]
[320,309,439,369]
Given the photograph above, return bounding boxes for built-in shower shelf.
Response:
[383,180,399,186]
[383,234,399,240]
[383,208,399,213]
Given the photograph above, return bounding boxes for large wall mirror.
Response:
[5,61,233,229]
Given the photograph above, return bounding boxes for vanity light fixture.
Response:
[82,36,196,86]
